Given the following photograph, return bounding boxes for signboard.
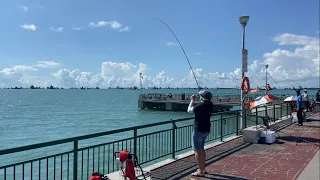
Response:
[242,49,248,72]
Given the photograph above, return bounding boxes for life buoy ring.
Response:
[241,77,250,95]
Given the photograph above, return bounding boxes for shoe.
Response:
[191,172,205,177]
[197,169,208,174]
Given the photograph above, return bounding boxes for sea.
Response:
[0,88,317,150]
[0,88,318,178]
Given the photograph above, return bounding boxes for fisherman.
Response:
[303,89,310,112]
[295,89,305,126]
[266,84,271,95]
[187,90,213,177]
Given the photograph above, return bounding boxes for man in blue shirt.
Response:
[296,89,305,126]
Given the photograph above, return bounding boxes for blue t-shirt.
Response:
[296,95,305,109]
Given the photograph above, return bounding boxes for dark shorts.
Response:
[192,131,209,150]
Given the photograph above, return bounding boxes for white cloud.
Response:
[20,24,37,31]
[166,41,178,46]
[88,21,129,32]
[119,26,130,32]
[72,27,83,31]
[109,21,122,29]
[88,21,109,28]
[34,61,62,68]
[17,5,29,12]
[0,33,319,88]
[50,27,63,32]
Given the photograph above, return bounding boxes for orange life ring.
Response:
[241,77,250,95]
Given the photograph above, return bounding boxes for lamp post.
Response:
[265,64,269,95]
[239,15,249,129]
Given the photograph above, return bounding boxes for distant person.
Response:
[187,90,213,177]
[316,89,320,102]
[266,84,271,95]
[295,89,305,126]
[303,89,310,112]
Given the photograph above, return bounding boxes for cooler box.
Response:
[259,130,276,144]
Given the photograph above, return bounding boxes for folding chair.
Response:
[262,116,283,138]
[114,152,151,180]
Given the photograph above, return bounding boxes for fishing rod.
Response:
[153,18,201,91]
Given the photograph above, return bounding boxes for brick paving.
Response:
[150,113,320,180]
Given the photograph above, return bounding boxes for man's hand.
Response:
[190,94,196,101]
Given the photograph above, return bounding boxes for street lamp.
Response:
[239,15,249,130]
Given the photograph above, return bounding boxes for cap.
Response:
[198,90,212,100]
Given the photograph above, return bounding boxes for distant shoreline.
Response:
[1,85,319,90]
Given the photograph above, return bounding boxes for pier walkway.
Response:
[147,112,320,180]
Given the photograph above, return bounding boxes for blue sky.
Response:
[0,0,319,88]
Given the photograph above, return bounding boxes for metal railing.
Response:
[139,93,316,101]
[0,103,291,180]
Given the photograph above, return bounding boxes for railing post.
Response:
[220,114,223,141]
[133,129,137,155]
[280,103,283,120]
[171,119,177,159]
[273,104,276,121]
[265,106,268,119]
[244,108,247,129]
[73,140,78,180]
[236,114,239,135]
[255,107,258,126]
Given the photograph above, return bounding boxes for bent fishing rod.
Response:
[153,18,201,91]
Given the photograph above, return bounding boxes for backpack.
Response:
[89,172,109,180]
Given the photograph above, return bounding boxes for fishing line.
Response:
[267,73,292,96]
[153,18,201,91]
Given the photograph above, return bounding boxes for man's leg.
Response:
[200,132,209,173]
[297,110,303,125]
[192,132,205,176]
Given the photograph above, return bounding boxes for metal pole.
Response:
[139,73,143,95]
[240,26,245,130]
[265,66,268,95]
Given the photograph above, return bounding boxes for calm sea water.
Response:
[0,88,317,151]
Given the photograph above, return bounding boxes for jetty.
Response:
[138,93,241,112]
[0,103,319,180]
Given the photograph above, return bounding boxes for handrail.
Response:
[0,110,240,156]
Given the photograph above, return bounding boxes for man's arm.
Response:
[187,100,195,113]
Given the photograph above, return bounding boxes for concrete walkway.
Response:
[149,113,320,180]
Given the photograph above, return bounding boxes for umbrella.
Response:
[249,94,279,109]
[283,96,307,103]
[251,88,261,93]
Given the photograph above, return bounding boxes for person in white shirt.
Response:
[303,89,310,112]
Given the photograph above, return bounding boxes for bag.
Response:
[89,172,109,180]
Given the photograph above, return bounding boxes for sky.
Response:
[0,0,319,88]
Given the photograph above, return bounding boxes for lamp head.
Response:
[239,16,250,27]
[265,64,269,68]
